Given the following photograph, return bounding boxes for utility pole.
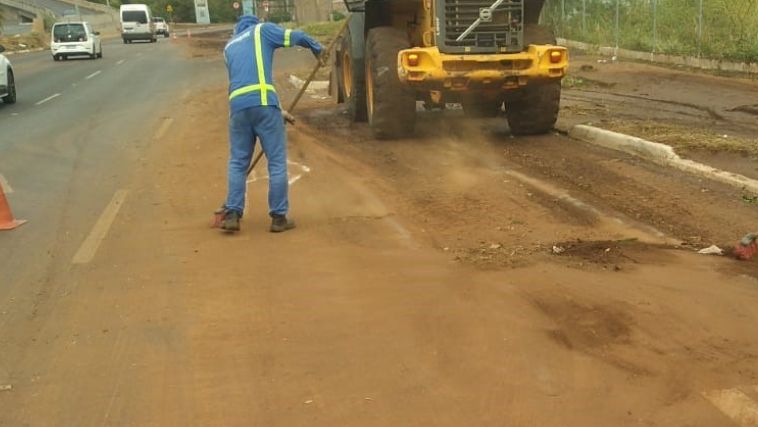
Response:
[614,0,620,53]
[697,0,703,57]
[652,0,657,54]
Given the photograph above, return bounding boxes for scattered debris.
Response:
[0,384,12,392]
[734,233,758,261]
[489,243,502,250]
[697,245,724,256]
[288,75,329,93]
[304,400,314,404]
[742,195,758,204]
[552,245,566,254]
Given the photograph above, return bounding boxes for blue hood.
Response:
[235,15,260,35]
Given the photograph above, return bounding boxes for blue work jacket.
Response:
[224,22,322,114]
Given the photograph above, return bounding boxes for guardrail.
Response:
[0,0,51,17]
[55,0,115,15]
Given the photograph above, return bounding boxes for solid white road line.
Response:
[153,118,174,140]
[72,190,129,265]
[0,174,13,194]
[85,70,102,80]
[116,59,125,65]
[35,93,61,106]
[703,388,758,426]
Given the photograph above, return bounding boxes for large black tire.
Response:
[505,81,561,135]
[339,25,367,122]
[3,69,16,104]
[503,24,560,135]
[365,27,416,139]
[462,98,503,118]
[329,44,344,104]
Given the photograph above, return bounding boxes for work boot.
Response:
[221,210,241,232]
[270,213,295,233]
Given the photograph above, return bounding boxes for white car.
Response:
[0,45,17,104]
[153,17,170,38]
[51,22,103,61]
[121,4,157,43]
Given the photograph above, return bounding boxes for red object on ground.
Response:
[0,182,26,231]
[734,233,758,260]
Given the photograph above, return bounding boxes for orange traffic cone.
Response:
[0,182,26,230]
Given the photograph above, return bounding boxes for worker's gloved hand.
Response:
[318,50,329,67]
[281,110,296,125]
[312,45,327,66]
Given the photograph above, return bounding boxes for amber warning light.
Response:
[407,53,420,67]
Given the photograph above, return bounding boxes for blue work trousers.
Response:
[224,106,288,216]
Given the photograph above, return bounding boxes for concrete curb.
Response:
[568,124,758,195]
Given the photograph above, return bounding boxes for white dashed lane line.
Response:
[116,59,125,65]
[85,70,102,80]
[153,118,174,140]
[72,190,129,265]
[35,93,61,106]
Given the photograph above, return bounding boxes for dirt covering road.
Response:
[2,32,758,426]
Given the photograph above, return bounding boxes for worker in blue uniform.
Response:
[220,15,323,233]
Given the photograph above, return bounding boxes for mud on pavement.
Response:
[135,70,758,425]
[6,34,758,426]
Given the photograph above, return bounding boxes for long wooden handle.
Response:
[247,16,352,176]
[286,15,352,114]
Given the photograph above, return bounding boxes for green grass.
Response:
[544,0,758,64]
[291,21,342,44]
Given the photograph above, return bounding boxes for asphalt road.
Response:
[0,36,217,305]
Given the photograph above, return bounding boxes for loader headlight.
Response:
[549,50,564,64]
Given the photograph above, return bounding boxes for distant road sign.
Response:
[232,1,240,9]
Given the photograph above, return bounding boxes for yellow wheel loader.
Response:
[330,0,568,139]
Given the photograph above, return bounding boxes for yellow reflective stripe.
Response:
[229,83,277,101]
[254,25,269,106]
[284,29,292,47]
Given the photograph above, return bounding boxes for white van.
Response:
[51,21,103,61]
[120,4,156,44]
